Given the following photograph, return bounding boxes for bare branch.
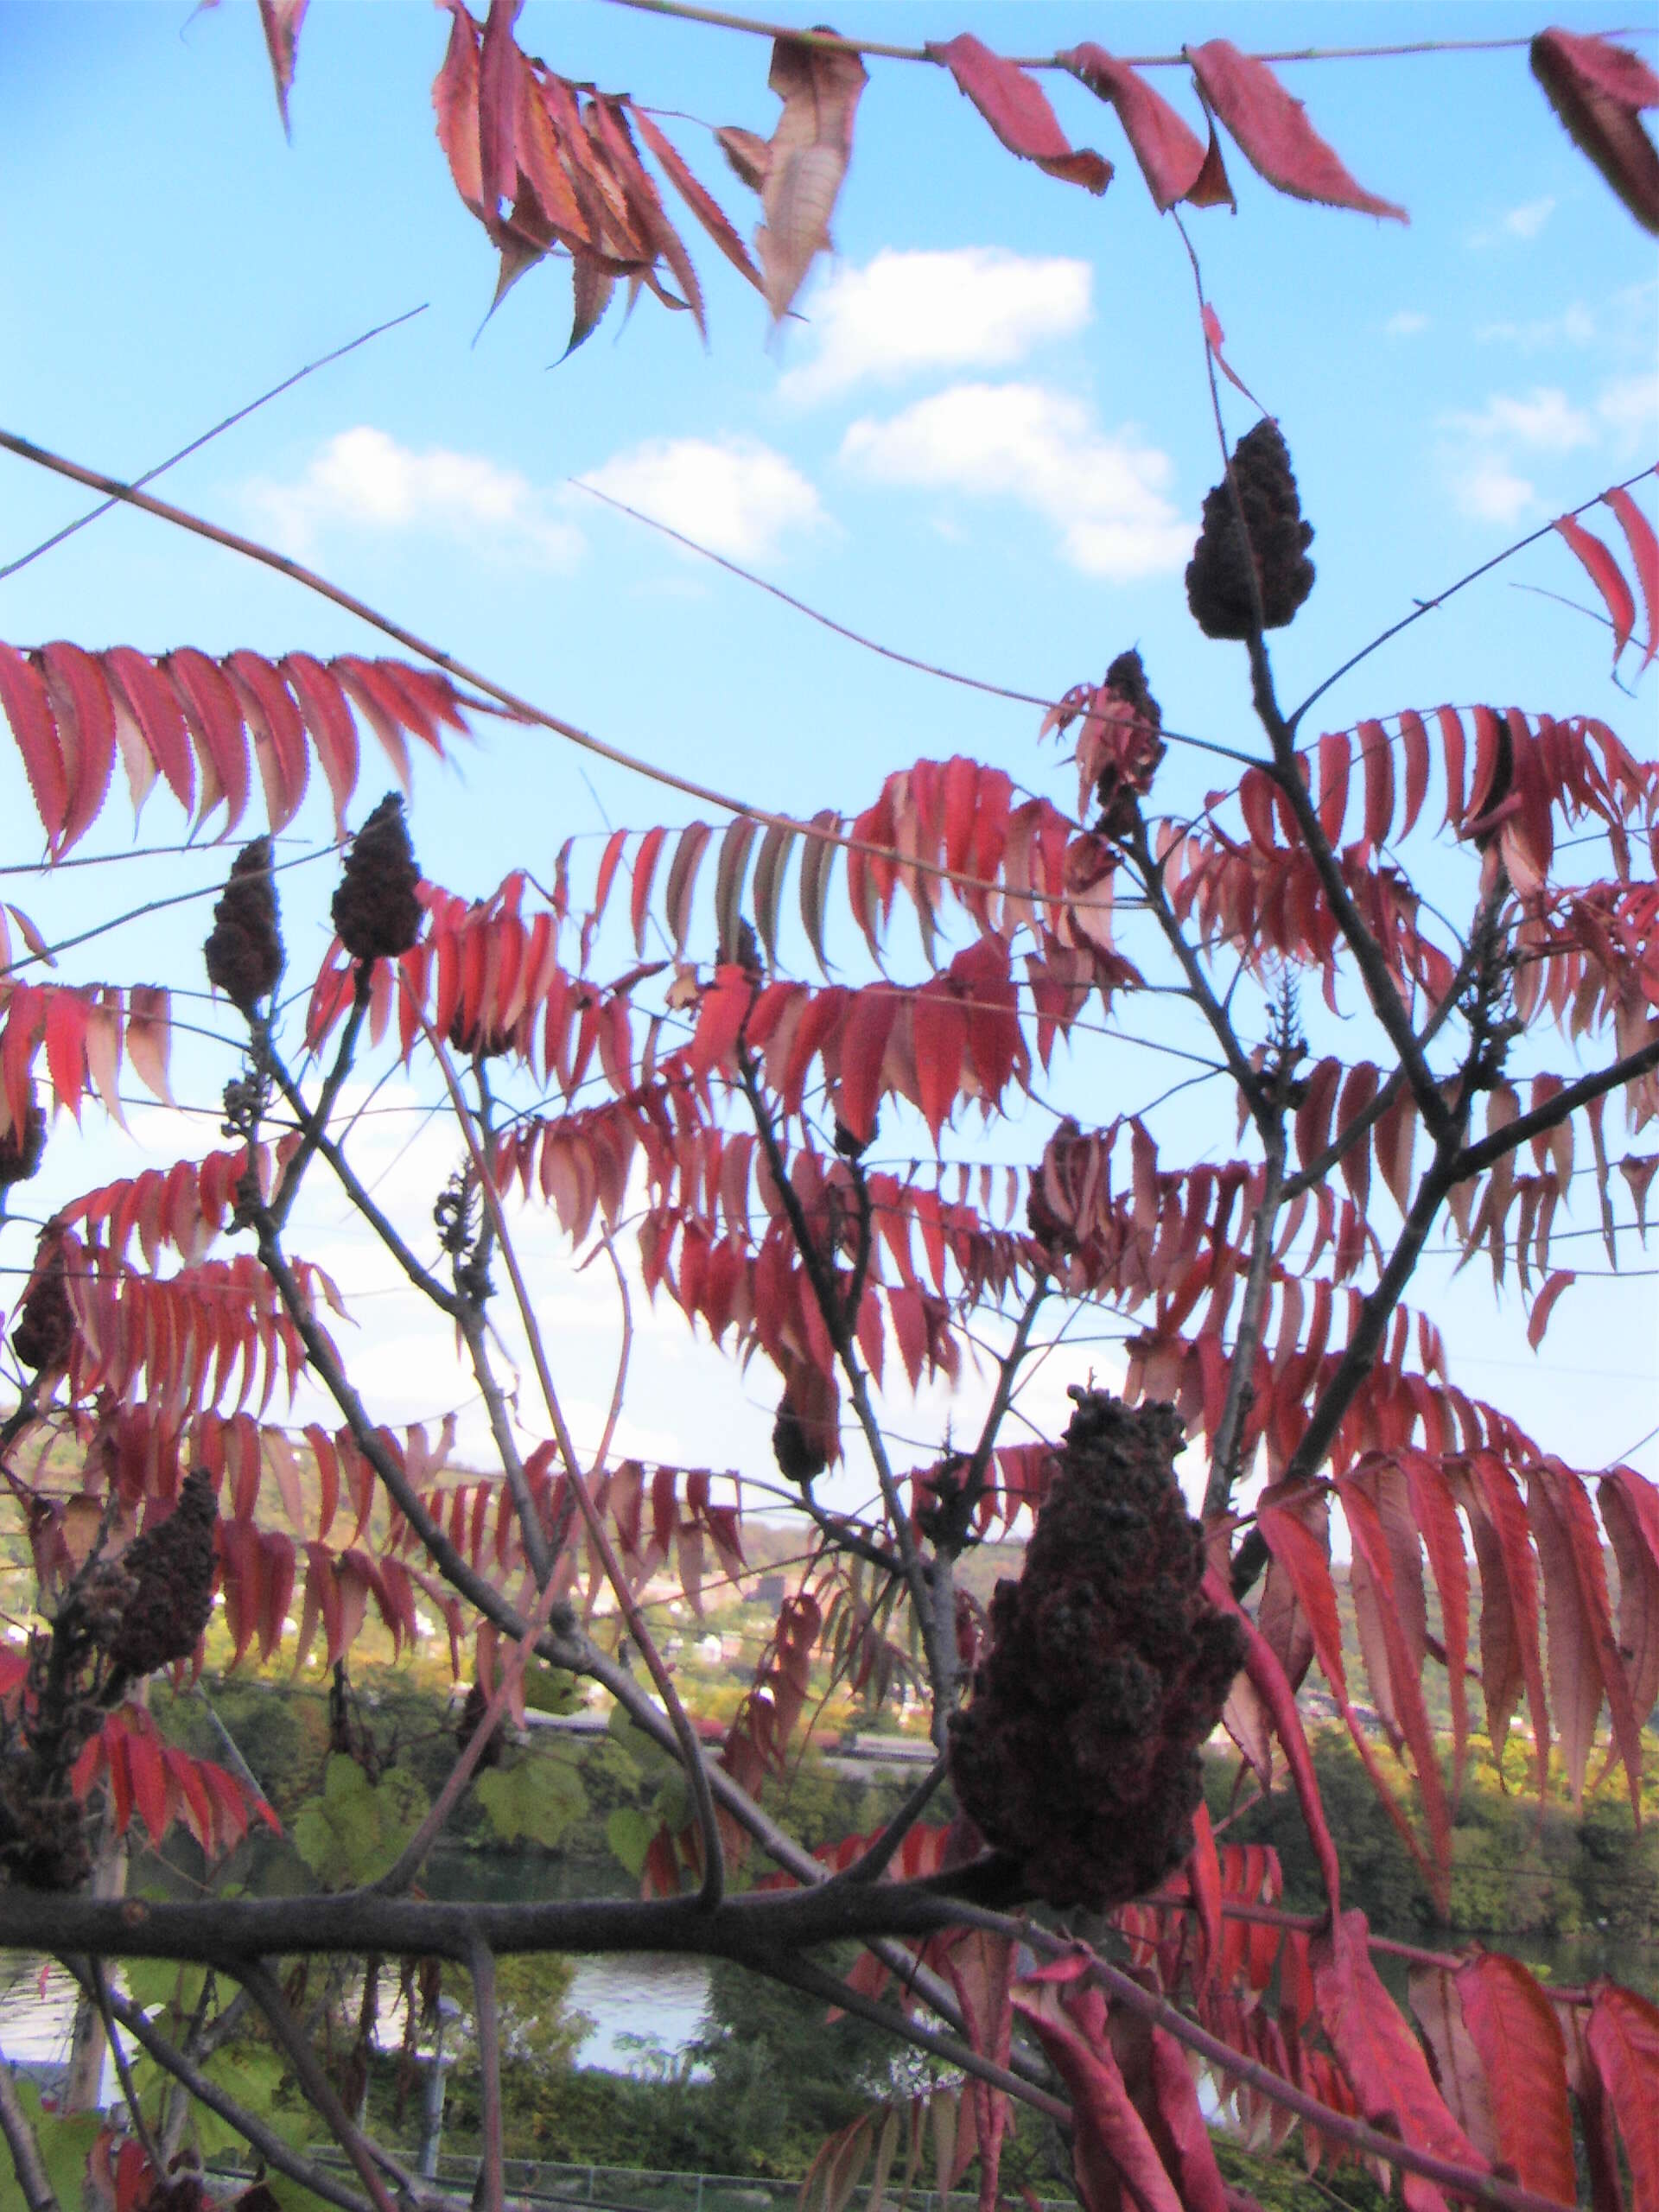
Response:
[238,1961,404,2212]
[1449,1031,1659,1183]
[92,1980,377,2212]
[467,1939,505,2212]
[0,2057,58,2212]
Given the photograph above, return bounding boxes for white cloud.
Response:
[582,435,822,560]
[247,426,583,568]
[841,382,1189,580]
[779,247,1091,402]
[1385,309,1429,338]
[1598,371,1659,450]
[1504,195,1556,238]
[1445,386,1597,453]
[1478,302,1596,350]
[1453,459,1535,524]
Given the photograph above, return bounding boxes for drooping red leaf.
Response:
[1337,1474,1452,1900]
[0,645,67,840]
[1204,1562,1342,1910]
[929,35,1112,194]
[1408,1965,1498,2165]
[1604,484,1659,671]
[1529,1460,1644,1814]
[1200,304,1268,411]
[629,105,765,291]
[1012,1968,1183,2212]
[39,641,116,855]
[1185,41,1408,221]
[1531,30,1659,234]
[432,0,486,216]
[1556,513,1637,663]
[1527,1268,1575,1350]
[1313,1910,1488,2212]
[257,0,311,136]
[1064,45,1231,210]
[1599,1468,1659,1732]
[747,33,868,320]
[1586,1982,1659,2211]
[1454,1955,1577,2207]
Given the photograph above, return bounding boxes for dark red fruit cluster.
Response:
[204,837,284,1012]
[1089,649,1166,836]
[11,1243,74,1373]
[772,1359,837,1484]
[1185,420,1315,639]
[332,792,424,963]
[948,1390,1244,1910]
[103,1469,219,1690]
[0,1084,45,1190]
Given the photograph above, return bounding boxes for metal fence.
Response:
[211,2150,1077,2212]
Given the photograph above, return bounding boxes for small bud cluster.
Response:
[456,1678,505,1769]
[0,1084,46,1190]
[948,1390,1244,1910]
[204,838,284,1012]
[1086,650,1166,837]
[11,1242,75,1373]
[772,1361,837,1484]
[332,793,424,964]
[1186,421,1315,640]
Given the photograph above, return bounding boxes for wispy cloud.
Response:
[1598,372,1659,452]
[841,382,1189,580]
[780,247,1091,402]
[1455,460,1537,525]
[1440,379,1634,524]
[1477,302,1595,351]
[1504,195,1556,239]
[246,427,583,568]
[582,435,823,561]
[1385,309,1430,338]
[1445,387,1597,454]
[1471,194,1556,247]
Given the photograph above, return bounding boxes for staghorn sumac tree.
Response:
[0,7,1656,2212]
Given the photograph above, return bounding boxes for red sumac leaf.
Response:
[1312,1909,1488,2209]
[1358,717,1393,849]
[753,34,868,320]
[1556,512,1637,662]
[1012,1972,1183,2212]
[1454,1955,1577,2207]
[929,35,1112,194]
[1064,44,1232,210]
[1526,1268,1574,1349]
[1586,1982,1659,2212]
[1604,484,1659,670]
[1531,30,1659,234]
[1185,41,1408,221]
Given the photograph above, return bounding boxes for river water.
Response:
[0,1950,713,2084]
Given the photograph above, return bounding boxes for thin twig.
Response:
[599,0,1632,71]
[375,1566,576,1895]
[1294,462,1659,728]
[755,1948,1071,2126]
[416,994,728,1909]
[572,479,1255,771]
[238,1961,404,2212]
[0,307,427,582]
[0,428,1133,931]
[86,1959,164,2174]
[822,1753,949,1886]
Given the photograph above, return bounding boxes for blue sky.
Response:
[0,2,1655,1531]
